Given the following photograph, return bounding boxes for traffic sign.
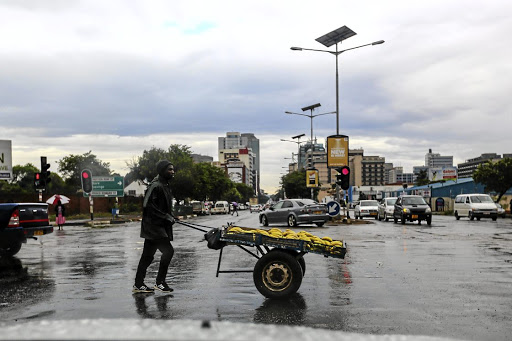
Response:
[83,176,124,197]
[326,201,341,217]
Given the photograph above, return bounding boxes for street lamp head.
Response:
[290,47,303,51]
[372,40,385,45]
[301,103,321,112]
[284,111,294,114]
[292,133,306,139]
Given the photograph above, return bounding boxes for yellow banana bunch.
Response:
[226,226,344,249]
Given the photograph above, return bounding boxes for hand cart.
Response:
[180,221,347,299]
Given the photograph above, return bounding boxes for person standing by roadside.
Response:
[55,200,66,230]
[133,160,176,293]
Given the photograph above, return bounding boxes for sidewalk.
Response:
[52,214,197,227]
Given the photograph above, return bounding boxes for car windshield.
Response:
[471,195,494,203]
[402,197,427,205]
[386,198,397,205]
[361,201,378,206]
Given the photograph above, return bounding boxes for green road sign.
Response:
[83,176,124,197]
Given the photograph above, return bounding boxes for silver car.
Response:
[378,197,398,222]
[354,200,379,219]
[259,199,329,227]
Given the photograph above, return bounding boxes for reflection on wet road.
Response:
[0,212,511,340]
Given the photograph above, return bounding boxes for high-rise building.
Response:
[218,132,260,193]
[457,153,501,178]
[425,149,453,168]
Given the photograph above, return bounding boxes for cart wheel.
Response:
[279,249,306,276]
[253,250,303,299]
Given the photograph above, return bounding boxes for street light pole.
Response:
[285,106,336,168]
[291,25,384,213]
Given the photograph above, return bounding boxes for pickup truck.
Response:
[0,203,54,256]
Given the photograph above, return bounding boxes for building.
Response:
[425,149,453,168]
[218,132,260,193]
[218,147,255,189]
[191,154,213,163]
[457,153,502,178]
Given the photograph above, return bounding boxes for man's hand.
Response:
[165,213,175,224]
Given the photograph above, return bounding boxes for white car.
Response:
[377,197,398,222]
[249,204,261,213]
[496,203,506,218]
[354,200,379,219]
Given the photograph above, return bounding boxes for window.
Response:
[282,201,293,208]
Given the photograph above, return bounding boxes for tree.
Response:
[281,169,319,200]
[473,158,512,202]
[58,151,112,189]
[415,169,429,186]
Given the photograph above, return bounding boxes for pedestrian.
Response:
[133,160,176,294]
[55,200,66,230]
[231,202,239,216]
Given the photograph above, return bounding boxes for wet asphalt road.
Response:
[0,211,511,340]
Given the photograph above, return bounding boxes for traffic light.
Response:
[336,166,351,190]
[34,172,45,191]
[81,169,93,193]
[40,156,51,188]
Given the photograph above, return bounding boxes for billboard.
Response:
[429,167,457,181]
[228,167,244,183]
[0,140,13,180]
[306,169,319,188]
[327,135,349,168]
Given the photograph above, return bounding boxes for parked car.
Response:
[211,201,229,214]
[354,200,379,219]
[393,195,432,225]
[259,199,329,227]
[0,203,54,256]
[453,194,498,221]
[496,203,506,218]
[377,197,398,221]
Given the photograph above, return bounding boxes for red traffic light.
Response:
[81,169,93,193]
[82,171,89,179]
[341,167,350,175]
[35,173,40,180]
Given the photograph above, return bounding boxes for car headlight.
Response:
[425,207,431,213]
[402,208,410,213]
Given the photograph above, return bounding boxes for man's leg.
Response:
[155,240,175,285]
[135,239,158,286]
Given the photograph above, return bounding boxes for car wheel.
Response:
[261,215,269,226]
[377,212,382,221]
[315,222,324,227]
[492,216,497,221]
[455,211,460,220]
[287,215,297,227]
[427,217,432,225]
[469,212,475,221]
[384,213,389,222]
[1,242,22,256]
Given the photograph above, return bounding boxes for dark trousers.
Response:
[135,238,174,286]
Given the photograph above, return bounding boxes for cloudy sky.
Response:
[2,0,511,193]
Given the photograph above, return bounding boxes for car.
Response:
[0,203,54,256]
[453,194,498,221]
[250,204,261,213]
[259,198,329,227]
[393,195,432,225]
[211,201,229,214]
[496,203,506,218]
[377,197,398,221]
[354,200,379,219]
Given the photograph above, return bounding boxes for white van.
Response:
[454,194,498,221]
[212,201,229,215]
